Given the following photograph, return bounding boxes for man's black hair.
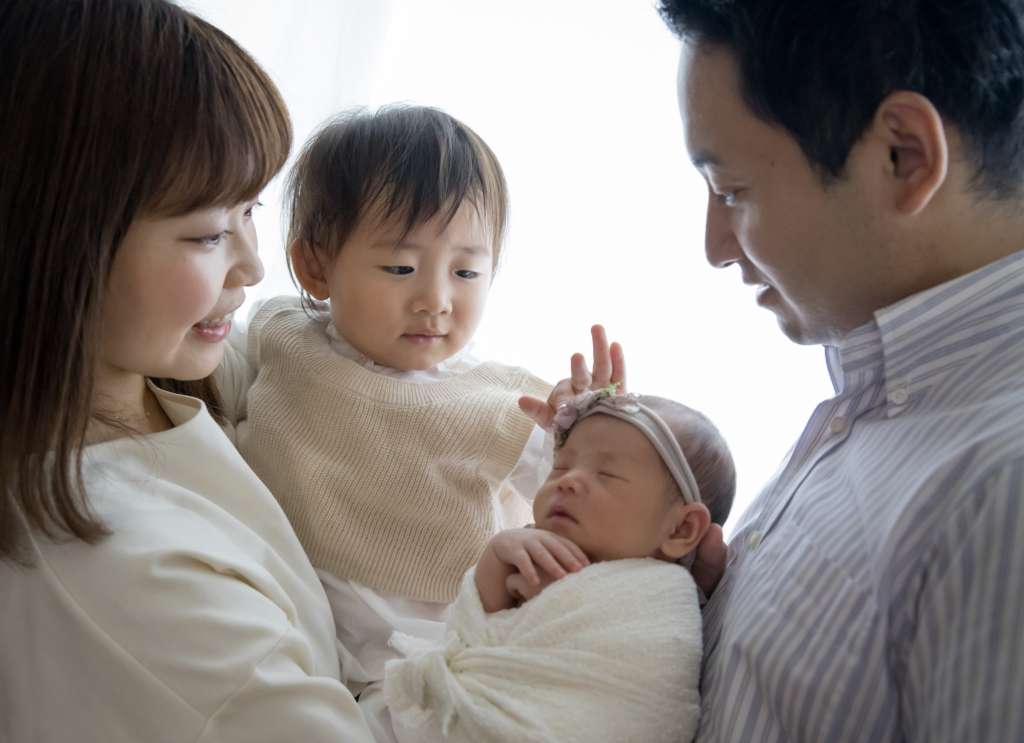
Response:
[660,0,1024,198]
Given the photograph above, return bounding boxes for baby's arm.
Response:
[474,529,590,613]
[519,324,626,431]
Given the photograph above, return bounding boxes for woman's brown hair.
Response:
[0,0,292,562]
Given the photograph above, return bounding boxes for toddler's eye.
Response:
[382,266,414,275]
[455,270,479,279]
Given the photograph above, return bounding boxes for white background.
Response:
[184,0,835,535]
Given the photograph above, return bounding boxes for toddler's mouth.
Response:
[403,331,446,345]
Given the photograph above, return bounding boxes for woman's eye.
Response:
[455,269,479,279]
[194,231,228,247]
[243,201,264,218]
[382,266,413,275]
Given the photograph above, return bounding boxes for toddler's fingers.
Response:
[518,395,554,431]
[589,325,612,389]
[547,378,578,413]
[609,341,626,393]
[570,352,592,394]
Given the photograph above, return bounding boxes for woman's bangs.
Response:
[146,22,291,215]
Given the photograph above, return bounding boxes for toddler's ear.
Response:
[289,239,331,300]
[660,502,712,562]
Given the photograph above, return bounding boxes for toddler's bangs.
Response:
[286,105,507,270]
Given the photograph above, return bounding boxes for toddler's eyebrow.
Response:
[371,240,490,255]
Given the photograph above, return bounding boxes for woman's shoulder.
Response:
[0,434,358,740]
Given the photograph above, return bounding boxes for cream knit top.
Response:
[237,298,551,603]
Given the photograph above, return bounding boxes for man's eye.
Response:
[715,190,738,206]
[382,266,414,275]
[456,269,479,279]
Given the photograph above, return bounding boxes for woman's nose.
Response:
[230,225,264,288]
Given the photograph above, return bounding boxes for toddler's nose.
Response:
[411,280,452,315]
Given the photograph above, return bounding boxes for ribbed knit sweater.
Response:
[237,297,551,603]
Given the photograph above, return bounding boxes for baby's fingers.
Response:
[526,538,588,580]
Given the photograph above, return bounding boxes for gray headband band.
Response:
[553,388,701,506]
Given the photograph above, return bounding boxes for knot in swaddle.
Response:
[386,631,466,734]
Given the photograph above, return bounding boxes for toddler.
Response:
[383,387,736,743]
[217,105,565,741]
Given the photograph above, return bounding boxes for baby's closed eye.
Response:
[380,265,413,275]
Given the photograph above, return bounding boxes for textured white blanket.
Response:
[383,558,702,743]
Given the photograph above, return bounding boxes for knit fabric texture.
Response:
[238,297,551,603]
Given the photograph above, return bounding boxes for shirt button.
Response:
[890,388,909,405]
[830,416,847,435]
[749,530,762,549]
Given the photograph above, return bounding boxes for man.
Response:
[658,1,1024,741]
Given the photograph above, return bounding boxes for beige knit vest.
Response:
[237,297,552,603]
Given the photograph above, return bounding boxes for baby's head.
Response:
[285,104,507,371]
[534,390,736,564]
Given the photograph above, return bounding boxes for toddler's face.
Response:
[323,200,492,371]
[533,414,683,562]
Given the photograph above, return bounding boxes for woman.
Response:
[0,1,374,740]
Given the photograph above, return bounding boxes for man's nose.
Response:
[704,195,742,269]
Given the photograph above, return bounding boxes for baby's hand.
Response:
[475,528,590,613]
[519,324,627,431]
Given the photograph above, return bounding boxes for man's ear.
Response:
[660,502,712,561]
[289,239,332,300]
[870,91,949,216]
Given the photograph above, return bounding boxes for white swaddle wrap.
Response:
[383,558,702,743]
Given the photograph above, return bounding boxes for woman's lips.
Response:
[191,311,233,342]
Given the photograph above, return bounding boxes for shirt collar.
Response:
[827,248,1024,414]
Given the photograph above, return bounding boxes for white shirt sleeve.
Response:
[504,425,553,502]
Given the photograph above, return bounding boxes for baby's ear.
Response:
[660,502,712,561]
[289,239,332,300]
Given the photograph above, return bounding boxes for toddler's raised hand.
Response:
[474,528,590,613]
[519,324,627,431]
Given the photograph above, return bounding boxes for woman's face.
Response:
[99,198,264,389]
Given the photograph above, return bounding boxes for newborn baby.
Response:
[384,387,736,743]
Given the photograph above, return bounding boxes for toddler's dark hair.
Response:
[284,104,508,300]
[641,396,736,528]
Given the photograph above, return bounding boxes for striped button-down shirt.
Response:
[698,249,1024,743]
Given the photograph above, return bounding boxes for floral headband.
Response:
[551,384,702,506]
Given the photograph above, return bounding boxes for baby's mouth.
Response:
[548,505,577,523]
